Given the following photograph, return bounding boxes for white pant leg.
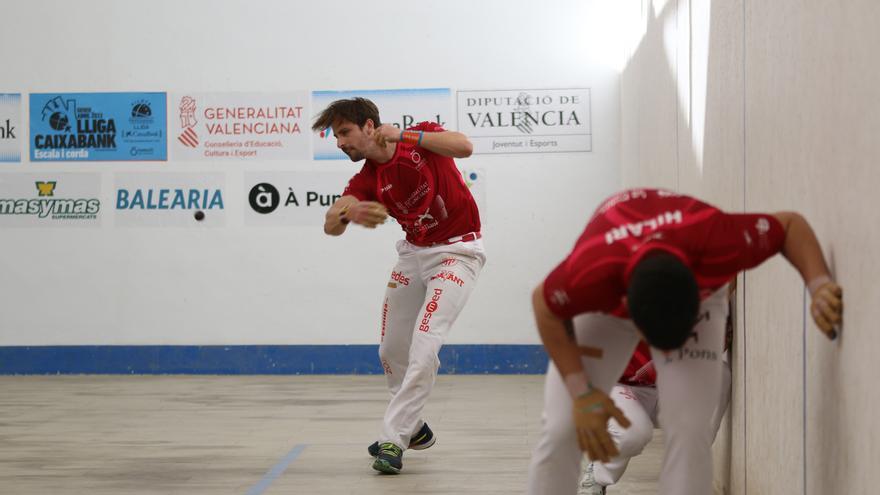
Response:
[588,356,730,489]
[592,385,657,486]
[380,240,485,448]
[527,314,640,495]
[709,358,732,438]
[653,286,729,495]
[378,244,425,398]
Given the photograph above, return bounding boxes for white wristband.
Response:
[807,275,832,297]
[563,372,594,399]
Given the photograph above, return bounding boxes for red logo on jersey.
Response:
[430,270,464,287]
[390,271,410,286]
[381,299,389,341]
[631,362,656,385]
[440,258,458,266]
[419,288,443,332]
[618,386,638,401]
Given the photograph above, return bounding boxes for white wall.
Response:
[0,0,625,345]
[622,0,880,493]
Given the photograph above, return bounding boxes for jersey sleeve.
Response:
[408,121,446,133]
[700,212,786,272]
[542,256,624,319]
[342,167,375,201]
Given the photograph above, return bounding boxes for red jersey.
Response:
[543,189,785,319]
[343,122,481,246]
[619,342,656,387]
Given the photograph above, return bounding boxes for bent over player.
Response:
[579,284,736,494]
[313,98,485,474]
[577,341,731,494]
[527,188,843,494]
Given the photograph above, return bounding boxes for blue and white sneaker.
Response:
[368,422,435,457]
[372,442,403,474]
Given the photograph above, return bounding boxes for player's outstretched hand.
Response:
[348,201,388,228]
[573,389,631,463]
[810,281,843,339]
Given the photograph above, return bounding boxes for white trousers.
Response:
[527,285,730,495]
[591,359,731,486]
[378,239,485,449]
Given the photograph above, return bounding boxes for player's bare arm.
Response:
[324,195,389,236]
[773,211,843,338]
[372,124,473,158]
[532,284,630,463]
[532,284,587,394]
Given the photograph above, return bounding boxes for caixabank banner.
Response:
[30,92,167,162]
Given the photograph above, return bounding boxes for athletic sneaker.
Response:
[577,462,606,495]
[372,442,403,474]
[367,422,435,457]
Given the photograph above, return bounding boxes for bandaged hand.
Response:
[371,124,400,148]
[573,389,631,462]
[346,201,388,228]
[809,280,843,339]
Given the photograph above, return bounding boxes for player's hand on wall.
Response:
[810,281,843,339]
[572,389,631,462]
[372,124,401,148]
[348,201,388,228]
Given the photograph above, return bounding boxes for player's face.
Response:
[332,119,373,162]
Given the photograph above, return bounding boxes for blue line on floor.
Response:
[245,444,308,495]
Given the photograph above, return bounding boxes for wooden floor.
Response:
[0,375,663,494]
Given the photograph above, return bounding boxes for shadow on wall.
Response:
[618,0,745,493]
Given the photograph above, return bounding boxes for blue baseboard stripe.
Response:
[0,345,548,375]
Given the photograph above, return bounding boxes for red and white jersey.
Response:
[343,122,481,246]
[619,341,656,387]
[543,188,785,319]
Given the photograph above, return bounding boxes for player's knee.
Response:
[408,338,441,365]
[378,342,406,364]
[406,351,440,376]
[613,421,653,457]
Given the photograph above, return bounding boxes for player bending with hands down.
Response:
[527,188,842,494]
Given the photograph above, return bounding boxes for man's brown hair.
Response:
[311,97,382,132]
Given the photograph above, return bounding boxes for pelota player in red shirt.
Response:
[313,98,485,475]
[527,188,842,494]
